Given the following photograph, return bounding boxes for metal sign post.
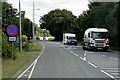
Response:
[6,24,18,60]
[12,42,13,60]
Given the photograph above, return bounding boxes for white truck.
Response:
[63,33,77,45]
[82,28,109,51]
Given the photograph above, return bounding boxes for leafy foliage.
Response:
[40,9,77,41]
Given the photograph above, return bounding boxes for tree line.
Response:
[2,2,33,59]
[40,2,120,48]
[1,2,52,59]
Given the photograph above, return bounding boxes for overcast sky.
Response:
[7,0,90,26]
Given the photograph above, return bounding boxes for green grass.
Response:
[2,51,36,78]
[109,46,120,51]
[78,41,82,45]
[0,58,2,80]
[2,41,43,78]
[28,41,42,52]
[54,41,62,42]
[48,38,55,41]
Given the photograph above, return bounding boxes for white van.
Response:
[63,33,77,45]
[82,28,109,51]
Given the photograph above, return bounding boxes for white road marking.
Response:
[113,58,118,60]
[79,57,85,61]
[23,75,28,77]
[110,57,113,59]
[101,67,120,70]
[16,42,44,80]
[76,54,78,56]
[88,62,97,68]
[101,70,116,79]
[28,42,45,80]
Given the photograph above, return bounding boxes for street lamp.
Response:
[33,0,35,42]
[33,0,40,42]
[19,0,22,53]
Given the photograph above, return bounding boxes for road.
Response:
[17,41,120,80]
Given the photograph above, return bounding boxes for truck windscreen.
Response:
[68,37,75,40]
[92,32,109,39]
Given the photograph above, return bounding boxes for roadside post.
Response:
[6,24,18,60]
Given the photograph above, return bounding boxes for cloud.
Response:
[7,0,89,26]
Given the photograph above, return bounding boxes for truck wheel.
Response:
[82,45,86,50]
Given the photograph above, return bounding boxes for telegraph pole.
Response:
[19,0,22,53]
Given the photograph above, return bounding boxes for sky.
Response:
[7,0,90,26]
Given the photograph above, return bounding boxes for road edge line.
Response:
[28,42,44,79]
[16,42,44,80]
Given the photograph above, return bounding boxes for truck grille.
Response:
[95,43,104,47]
[95,40,103,43]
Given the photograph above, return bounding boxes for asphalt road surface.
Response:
[17,41,120,80]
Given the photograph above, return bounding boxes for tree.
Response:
[2,2,19,34]
[22,18,33,40]
[40,9,76,41]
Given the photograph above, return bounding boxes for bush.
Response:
[2,32,16,59]
[22,35,29,51]
[48,38,55,41]
[22,35,28,42]
[22,41,29,51]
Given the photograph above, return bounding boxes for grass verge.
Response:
[109,46,120,51]
[2,41,42,78]
[78,41,82,45]
[2,51,36,78]
[28,41,42,52]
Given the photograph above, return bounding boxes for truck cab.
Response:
[63,33,77,45]
[82,28,109,51]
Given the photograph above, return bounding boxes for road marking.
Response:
[101,67,120,70]
[28,42,44,79]
[79,57,85,61]
[23,75,28,77]
[101,70,116,80]
[88,62,97,68]
[16,42,44,80]
[76,54,78,56]
[110,57,113,59]
[113,58,118,60]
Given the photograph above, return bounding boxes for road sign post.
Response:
[6,24,18,60]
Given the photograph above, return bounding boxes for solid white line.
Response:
[28,42,44,79]
[16,60,34,80]
[28,59,37,80]
[88,62,97,68]
[16,42,44,80]
[101,70,116,79]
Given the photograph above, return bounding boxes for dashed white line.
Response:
[113,58,118,60]
[101,70,116,79]
[79,57,85,61]
[88,62,97,68]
